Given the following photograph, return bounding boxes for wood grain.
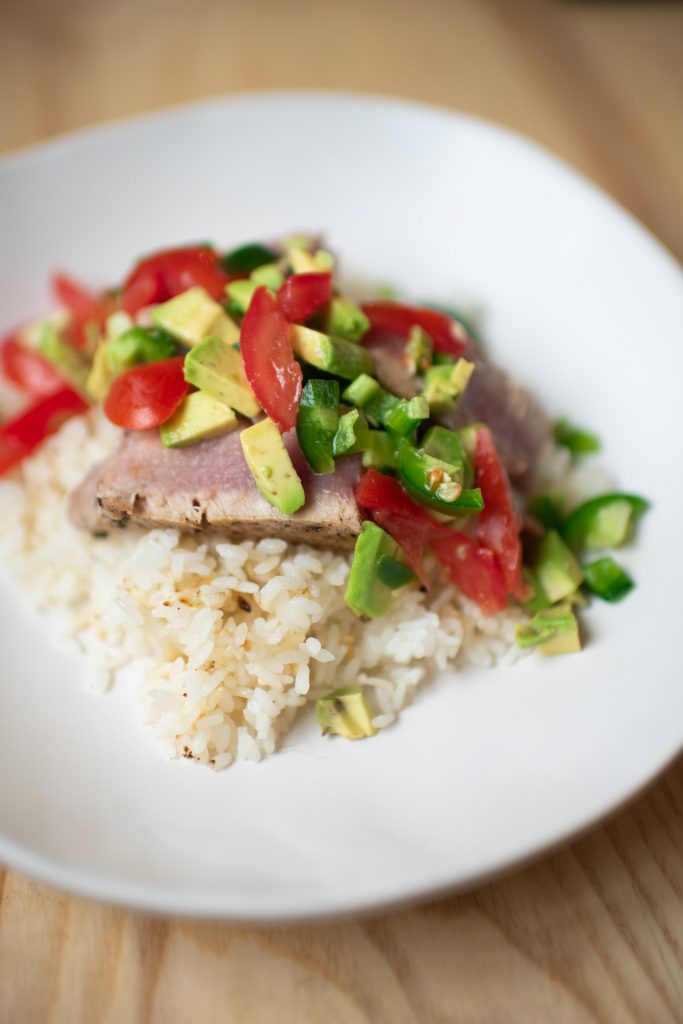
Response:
[1,1,682,1021]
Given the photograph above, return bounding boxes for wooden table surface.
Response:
[1,1,682,1020]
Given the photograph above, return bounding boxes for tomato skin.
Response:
[475,426,530,601]
[0,387,88,477]
[430,532,508,615]
[103,356,188,430]
[0,335,65,396]
[277,272,332,323]
[360,301,470,357]
[240,286,302,432]
[120,246,230,312]
[52,272,112,349]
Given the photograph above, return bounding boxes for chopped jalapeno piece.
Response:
[362,431,398,471]
[422,425,474,488]
[220,243,279,276]
[397,441,484,516]
[554,417,600,455]
[528,494,564,531]
[342,373,381,408]
[106,326,177,376]
[376,555,417,590]
[296,379,340,474]
[333,408,371,456]
[561,493,649,552]
[583,557,634,602]
[345,521,399,618]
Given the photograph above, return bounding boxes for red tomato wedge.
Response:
[0,334,65,396]
[120,245,231,312]
[360,301,470,357]
[430,533,508,615]
[240,286,302,432]
[0,387,88,477]
[104,356,188,430]
[356,469,450,587]
[475,426,530,601]
[277,272,332,323]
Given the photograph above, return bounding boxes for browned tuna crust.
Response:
[70,427,363,549]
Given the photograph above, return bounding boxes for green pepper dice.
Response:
[561,493,649,552]
[296,379,340,474]
[397,440,484,516]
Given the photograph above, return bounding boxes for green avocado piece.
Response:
[535,530,583,603]
[38,323,90,397]
[153,286,239,347]
[315,688,376,739]
[290,325,373,380]
[422,358,474,414]
[250,263,285,290]
[516,603,581,656]
[160,390,239,448]
[85,341,114,402]
[184,336,261,419]
[240,417,305,515]
[225,279,258,315]
[345,521,399,619]
[324,298,370,343]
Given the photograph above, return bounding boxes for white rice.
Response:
[0,410,547,769]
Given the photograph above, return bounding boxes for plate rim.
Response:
[1,89,682,921]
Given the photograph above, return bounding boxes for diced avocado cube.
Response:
[250,263,285,290]
[362,431,398,471]
[160,390,238,448]
[345,521,399,619]
[342,373,381,408]
[288,247,320,274]
[333,408,371,457]
[225,280,258,315]
[315,688,376,740]
[240,417,305,515]
[296,379,340,474]
[522,568,552,613]
[422,358,475,414]
[184,336,261,419]
[153,286,239,347]
[86,341,114,403]
[220,242,278,276]
[535,530,583,603]
[38,324,90,397]
[404,325,433,375]
[313,249,335,271]
[324,298,370,343]
[516,603,581,656]
[290,325,373,380]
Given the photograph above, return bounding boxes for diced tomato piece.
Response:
[0,334,65,396]
[52,273,106,322]
[240,286,302,432]
[120,245,230,312]
[430,532,508,614]
[475,426,530,601]
[360,301,470,357]
[52,272,112,349]
[0,387,88,477]
[103,356,188,430]
[277,272,332,323]
[356,469,450,586]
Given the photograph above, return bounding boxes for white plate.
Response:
[1,93,682,921]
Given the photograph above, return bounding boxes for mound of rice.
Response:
[0,410,539,769]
